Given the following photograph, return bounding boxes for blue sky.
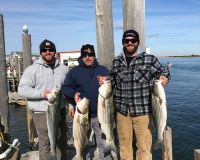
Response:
[0,0,200,56]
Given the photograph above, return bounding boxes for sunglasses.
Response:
[124,39,138,44]
[41,49,55,53]
[81,52,95,58]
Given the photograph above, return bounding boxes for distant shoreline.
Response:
[159,55,200,58]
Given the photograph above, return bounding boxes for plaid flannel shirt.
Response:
[110,52,170,117]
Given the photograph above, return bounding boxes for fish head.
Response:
[152,80,162,96]
[153,79,166,98]
[47,92,56,103]
[99,80,112,99]
[76,97,89,114]
[47,88,61,103]
[53,88,61,98]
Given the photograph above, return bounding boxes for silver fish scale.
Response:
[47,89,61,160]
[151,80,167,150]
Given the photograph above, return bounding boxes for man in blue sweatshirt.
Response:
[62,44,109,159]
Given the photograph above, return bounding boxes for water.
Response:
[9,104,29,153]
[154,57,200,160]
[8,57,200,160]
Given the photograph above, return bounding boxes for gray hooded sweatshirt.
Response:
[18,57,68,112]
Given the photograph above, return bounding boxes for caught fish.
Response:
[151,79,167,150]
[73,97,89,160]
[98,80,117,160]
[46,88,61,160]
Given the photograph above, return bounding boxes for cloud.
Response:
[147,34,159,38]
[1,0,200,56]
[0,0,95,22]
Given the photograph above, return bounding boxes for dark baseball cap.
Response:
[39,39,56,54]
[122,29,140,44]
[80,44,96,58]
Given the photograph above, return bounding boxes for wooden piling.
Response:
[0,14,9,133]
[194,149,200,160]
[95,0,115,69]
[123,0,146,50]
[162,126,173,160]
[22,29,36,146]
[22,33,32,70]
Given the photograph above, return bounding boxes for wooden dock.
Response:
[20,146,114,160]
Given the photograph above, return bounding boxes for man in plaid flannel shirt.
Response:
[110,29,170,160]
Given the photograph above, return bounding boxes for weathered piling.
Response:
[0,14,9,134]
[95,0,115,69]
[22,26,32,70]
[22,26,36,147]
[123,0,145,50]
[194,149,200,160]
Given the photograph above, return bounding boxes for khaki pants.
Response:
[116,112,153,160]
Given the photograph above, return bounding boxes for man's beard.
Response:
[123,45,138,56]
[42,55,55,64]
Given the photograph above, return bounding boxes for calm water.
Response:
[9,57,200,160]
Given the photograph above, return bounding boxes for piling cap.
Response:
[122,29,140,44]
[39,39,56,54]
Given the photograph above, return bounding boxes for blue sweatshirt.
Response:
[62,57,109,117]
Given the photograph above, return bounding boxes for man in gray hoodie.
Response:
[18,39,69,160]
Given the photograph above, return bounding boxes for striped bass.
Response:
[46,88,61,160]
[98,80,117,160]
[73,97,89,160]
[151,79,167,150]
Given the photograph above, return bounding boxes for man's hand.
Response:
[74,92,81,104]
[97,76,109,86]
[43,90,51,99]
[159,76,169,87]
[68,104,74,117]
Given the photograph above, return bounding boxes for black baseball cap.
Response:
[122,29,140,44]
[80,44,96,58]
[39,39,56,54]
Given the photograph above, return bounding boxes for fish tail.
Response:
[49,144,60,160]
[110,142,118,160]
[49,154,57,160]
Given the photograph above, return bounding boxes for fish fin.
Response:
[154,140,164,150]
[80,117,88,126]
[111,150,118,160]
[76,114,80,124]
[110,142,117,153]
[55,145,61,160]
[107,142,117,160]
[49,146,61,160]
